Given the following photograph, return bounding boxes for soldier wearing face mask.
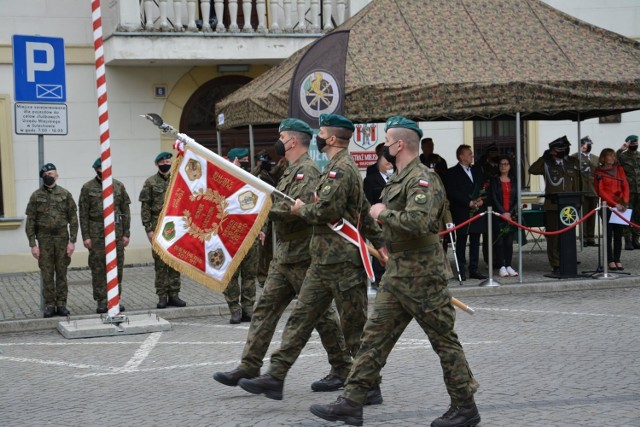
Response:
[529,136,581,274]
[139,152,186,309]
[571,136,599,246]
[617,135,640,250]
[25,163,79,318]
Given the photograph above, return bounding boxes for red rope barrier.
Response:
[438,212,486,236]
[496,208,598,236]
[609,208,640,230]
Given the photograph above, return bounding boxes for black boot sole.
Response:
[309,405,363,426]
[238,379,283,400]
[213,372,253,387]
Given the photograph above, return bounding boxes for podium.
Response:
[548,192,583,278]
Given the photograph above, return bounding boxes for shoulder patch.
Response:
[414,193,427,204]
[328,170,343,180]
[419,179,429,188]
[321,184,333,196]
[296,173,304,180]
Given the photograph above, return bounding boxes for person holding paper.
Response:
[594,148,630,270]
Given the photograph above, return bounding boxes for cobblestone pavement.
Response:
[1,287,639,426]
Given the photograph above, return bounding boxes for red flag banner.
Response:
[152,146,273,292]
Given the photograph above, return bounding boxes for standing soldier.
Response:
[237,114,385,403]
[572,136,599,246]
[529,136,581,274]
[139,152,186,309]
[78,158,131,314]
[213,118,352,392]
[617,135,640,250]
[310,116,480,427]
[25,163,79,318]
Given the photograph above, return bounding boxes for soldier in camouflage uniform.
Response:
[237,113,385,403]
[78,158,131,314]
[213,118,352,392]
[617,135,640,250]
[571,136,599,246]
[529,136,581,274]
[310,117,480,427]
[139,152,186,309]
[25,163,79,318]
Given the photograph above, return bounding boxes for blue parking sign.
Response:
[13,35,66,103]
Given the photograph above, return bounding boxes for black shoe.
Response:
[230,310,242,324]
[460,273,467,282]
[552,266,561,275]
[241,310,252,322]
[431,403,481,427]
[311,374,345,392]
[469,271,487,280]
[43,307,55,318]
[157,296,168,309]
[96,302,108,314]
[119,304,125,312]
[168,295,186,307]
[56,306,70,317]
[365,386,383,405]
[625,239,634,250]
[585,240,597,247]
[238,374,284,400]
[634,240,640,249]
[310,396,363,426]
[213,368,256,387]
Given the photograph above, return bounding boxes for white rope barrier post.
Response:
[479,207,501,287]
[92,0,122,319]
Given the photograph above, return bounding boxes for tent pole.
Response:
[217,130,222,156]
[516,112,523,283]
[577,113,583,250]
[249,124,256,169]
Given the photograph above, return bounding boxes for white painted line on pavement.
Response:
[0,355,113,371]
[475,307,640,319]
[118,332,162,372]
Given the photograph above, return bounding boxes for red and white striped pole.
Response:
[91,0,120,317]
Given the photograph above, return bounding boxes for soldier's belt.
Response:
[388,234,439,253]
[280,228,312,242]
[37,227,62,236]
[312,225,334,234]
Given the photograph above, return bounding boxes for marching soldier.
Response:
[529,136,581,274]
[617,135,640,250]
[213,118,352,392]
[571,136,599,246]
[78,158,131,314]
[310,116,480,427]
[25,163,79,318]
[139,152,186,309]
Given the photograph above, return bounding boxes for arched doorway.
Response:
[180,75,279,161]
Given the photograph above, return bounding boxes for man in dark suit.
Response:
[365,143,385,177]
[445,145,488,281]
[419,137,448,179]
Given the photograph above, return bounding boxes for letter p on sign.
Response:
[26,42,55,82]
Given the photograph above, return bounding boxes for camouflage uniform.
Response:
[25,184,79,309]
[617,149,640,244]
[342,157,479,406]
[571,151,599,243]
[224,239,258,316]
[139,172,181,297]
[529,153,581,268]
[78,177,131,304]
[238,152,351,378]
[267,148,384,380]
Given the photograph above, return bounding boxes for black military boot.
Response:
[241,309,252,322]
[431,402,481,427]
[168,295,187,307]
[365,385,383,405]
[43,306,55,318]
[56,306,70,316]
[157,296,168,309]
[238,374,284,400]
[96,302,107,314]
[311,374,345,392]
[309,396,363,426]
[625,237,634,250]
[230,310,242,324]
[119,304,125,312]
[213,368,256,387]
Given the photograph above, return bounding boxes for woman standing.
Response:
[594,149,630,270]
[490,156,518,277]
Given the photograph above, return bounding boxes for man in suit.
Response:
[419,137,448,179]
[365,143,385,177]
[445,145,488,281]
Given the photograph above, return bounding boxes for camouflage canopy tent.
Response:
[216,0,640,129]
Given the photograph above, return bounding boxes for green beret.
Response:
[155,151,173,163]
[549,135,570,148]
[227,147,249,161]
[319,114,355,132]
[279,118,313,136]
[92,157,102,169]
[626,135,638,143]
[39,163,56,177]
[384,116,423,139]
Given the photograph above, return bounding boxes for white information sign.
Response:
[15,102,68,135]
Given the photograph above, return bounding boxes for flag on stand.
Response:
[152,146,273,292]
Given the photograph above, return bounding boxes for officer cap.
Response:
[548,136,570,148]
[39,163,56,177]
[384,116,423,139]
[319,114,355,132]
[580,136,593,145]
[92,158,102,169]
[155,152,173,163]
[227,147,249,161]
[625,135,638,144]
[255,149,271,161]
[279,118,314,136]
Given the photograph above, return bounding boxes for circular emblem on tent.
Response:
[559,206,579,226]
[299,71,340,117]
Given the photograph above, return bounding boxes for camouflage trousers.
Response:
[37,236,71,308]
[622,193,640,240]
[224,241,258,315]
[343,276,479,406]
[151,250,181,297]
[238,260,352,379]
[88,238,125,303]
[268,261,368,380]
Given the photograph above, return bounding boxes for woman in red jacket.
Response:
[594,148,630,270]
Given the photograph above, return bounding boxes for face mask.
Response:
[584,145,592,153]
[42,175,55,187]
[260,162,272,172]
[384,168,394,177]
[158,164,171,173]
[96,171,103,180]
[316,136,328,153]
[629,145,638,152]
[275,139,290,156]
[382,146,396,166]
[240,161,250,171]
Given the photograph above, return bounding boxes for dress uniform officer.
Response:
[571,136,599,246]
[617,135,640,250]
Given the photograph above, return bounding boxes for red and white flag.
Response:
[152,146,273,292]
